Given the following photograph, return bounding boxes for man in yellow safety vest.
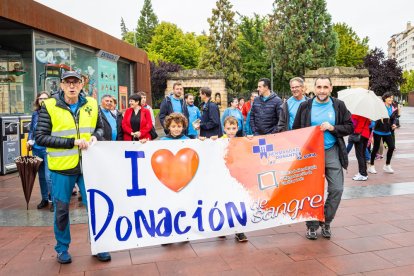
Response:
[35,71,111,264]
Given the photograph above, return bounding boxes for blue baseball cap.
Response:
[61,71,81,80]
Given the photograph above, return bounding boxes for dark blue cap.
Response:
[61,71,81,80]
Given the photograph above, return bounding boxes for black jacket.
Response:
[200,99,222,138]
[35,90,104,175]
[374,107,398,133]
[292,97,354,169]
[250,92,283,135]
[277,96,308,132]
[159,94,189,134]
[99,107,120,141]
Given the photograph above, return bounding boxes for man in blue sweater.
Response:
[278,77,307,132]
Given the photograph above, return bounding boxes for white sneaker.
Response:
[353,173,368,181]
[383,165,394,174]
[368,165,377,174]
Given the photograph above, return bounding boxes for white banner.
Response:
[82,128,325,254]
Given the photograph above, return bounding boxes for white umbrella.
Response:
[337,88,389,121]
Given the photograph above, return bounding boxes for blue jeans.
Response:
[32,147,52,201]
[51,172,87,253]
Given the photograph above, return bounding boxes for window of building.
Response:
[0,30,34,114]
[34,33,71,95]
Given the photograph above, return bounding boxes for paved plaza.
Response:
[1,107,414,275]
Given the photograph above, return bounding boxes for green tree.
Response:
[200,0,243,95]
[267,0,338,92]
[400,70,414,94]
[120,17,129,40]
[363,48,403,96]
[136,0,158,50]
[146,22,201,69]
[237,14,270,91]
[333,23,369,67]
[122,31,136,46]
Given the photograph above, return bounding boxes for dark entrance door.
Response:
[332,86,348,98]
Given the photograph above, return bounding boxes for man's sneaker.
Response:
[235,233,248,242]
[383,165,394,174]
[321,224,332,239]
[352,173,368,181]
[94,252,111,262]
[57,251,72,264]
[37,199,49,209]
[367,165,377,174]
[306,227,317,240]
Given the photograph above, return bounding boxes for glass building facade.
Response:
[0,18,134,115]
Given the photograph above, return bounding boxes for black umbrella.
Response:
[15,156,43,210]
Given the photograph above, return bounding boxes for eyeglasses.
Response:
[38,97,48,100]
[62,80,81,86]
[291,86,303,90]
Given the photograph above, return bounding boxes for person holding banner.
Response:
[35,71,111,264]
[160,113,190,140]
[220,116,248,242]
[293,75,353,240]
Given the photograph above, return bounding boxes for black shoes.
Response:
[321,224,332,239]
[94,252,111,262]
[306,227,318,240]
[37,199,49,209]
[306,224,332,240]
[235,233,248,242]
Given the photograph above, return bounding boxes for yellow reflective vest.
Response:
[43,97,98,171]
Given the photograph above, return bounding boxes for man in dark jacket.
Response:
[196,87,222,138]
[99,94,119,141]
[35,71,111,264]
[159,82,189,134]
[278,77,307,132]
[250,78,282,135]
[292,75,353,241]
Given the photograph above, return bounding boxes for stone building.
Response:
[166,70,227,111]
[304,67,369,97]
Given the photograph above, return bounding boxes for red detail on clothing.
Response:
[352,114,371,139]
[241,101,252,119]
[122,107,152,141]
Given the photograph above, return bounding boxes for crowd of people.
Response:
[27,71,401,264]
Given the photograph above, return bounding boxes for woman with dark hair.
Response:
[221,98,244,137]
[27,91,53,211]
[122,94,152,141]
[237,97,245,111]
[368,92,398,174]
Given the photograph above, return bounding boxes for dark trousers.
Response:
[355,136,368,176]
[307,145,343,228]
[370,133,395,165]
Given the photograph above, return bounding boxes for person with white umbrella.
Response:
[348,114,371,181]
[368,92,398,174]
[338,88,393,176]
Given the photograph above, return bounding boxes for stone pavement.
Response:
[0,107,413,275]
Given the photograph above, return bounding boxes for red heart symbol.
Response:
[151,148,199,192]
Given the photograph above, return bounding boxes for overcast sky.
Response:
[35,0,413,52]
